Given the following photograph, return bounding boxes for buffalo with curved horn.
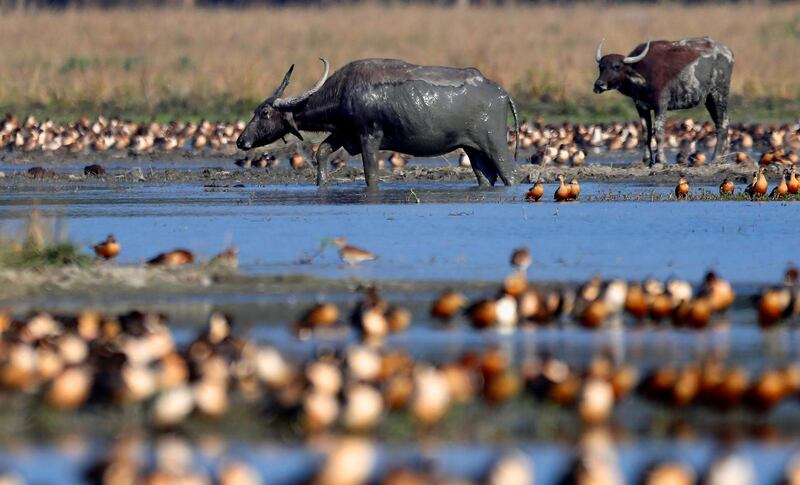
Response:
[593,37,734,166]
[237,58,519,188]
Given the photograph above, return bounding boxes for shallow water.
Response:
[0,181,797,284]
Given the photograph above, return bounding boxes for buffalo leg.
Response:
[359,133,382,188]
[315,134,342,186]
[636,104,654,165]
[706,93,730,163]
[464,147,493,187]
[653,108,669,166]
[483,134,517,186]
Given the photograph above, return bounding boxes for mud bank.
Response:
[0,160,777,187]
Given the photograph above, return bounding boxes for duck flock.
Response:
[2,114,800,170]
[5,241,800,483]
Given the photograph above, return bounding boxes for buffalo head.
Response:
[593,40,650,93]
[237,58,329,151]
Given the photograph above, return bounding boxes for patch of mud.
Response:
[0,161,775,187]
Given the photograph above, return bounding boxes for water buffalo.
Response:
[593,37,734,166]
[237,58,519,188]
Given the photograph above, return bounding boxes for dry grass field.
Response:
[0,4,798,120]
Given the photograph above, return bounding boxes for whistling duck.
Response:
[218,462,260,485]
[510,246,532,271]
[46,365,92,410]
[411,367,451,425]
[745,369,787,412]
[343,384,383,432]
[525,180,545,201]
[641,462,696,485]
[302,389,339,434]
[484,371,521,404]
[554,174,571,202]
[503,271,527,298]
[754,167,769,196]
[84,164,106,176]
[688,151,706,166]
[234,157,252,168]
[578,378,614,425]
[771,169,789,197]
[467,299,497,330]
[290,152,305,169]
[93,234,120,260]
[735,152,753,165]
[571,149,586,166]
[556,144,570,164]
[332,238,377,266]
[385,305,412,333]
[147,249,194,266]
[458,151,471,167]
[789,165,800,194]
[569,178,581,200]
[610,364,639,400]
[719,178,734,196]
[705,453,755,485]
[315,440,378,485]
[700,271,735,313]
[151,385,195,427]
[624,283,649,320]
[758,286,792,328]
[431,290,465,323]
[674,175,689,199]
[485,452,534,485]
[389,152,406,169]
[296,303,339,338]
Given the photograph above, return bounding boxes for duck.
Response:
[430,290,465,323]
[554,174,572,202]
[789,165,800,194]
[290,152,305,169]
[719,177,734,196]
[641,462,696,485]
[688,151,706,166]
[385,305,412,333]
[525,180,545,201]
[458,151,471,167]
[747,167,768,197]
[735,152,754,165]
[571,149,586,166]
[296,303,339,336]
[93,234,121,260]
[332,237,377,266]
[510,246,532,271]
[674,174,689,199]
[771,169,789,197]
[699,271,735,313]
[389,152,406,169]
[569,178,581,200]
[146,249,194,266]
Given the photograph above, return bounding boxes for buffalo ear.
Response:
[284,113,304,141]
[273,64,295,98]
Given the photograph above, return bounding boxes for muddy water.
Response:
[0,182,797,283]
